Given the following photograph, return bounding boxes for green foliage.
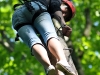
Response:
[0,0,45,75]
[71,0,100,75]
[0,0,100,75]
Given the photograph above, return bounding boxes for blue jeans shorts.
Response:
[12,1,58,49]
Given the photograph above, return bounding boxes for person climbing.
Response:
[12,0,75,75]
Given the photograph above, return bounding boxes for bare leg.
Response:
[32,44,51,69]
[48,38,70,66]
[47,38,76,75]
[47,50,65,75]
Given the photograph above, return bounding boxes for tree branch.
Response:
[84,7,92,37]
[0,30,14,52]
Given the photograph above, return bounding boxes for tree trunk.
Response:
[46,18,78,75]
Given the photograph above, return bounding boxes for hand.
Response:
[62,25,72,37]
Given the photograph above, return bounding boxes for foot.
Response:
[46,65,55,75]
[56,61,75,75]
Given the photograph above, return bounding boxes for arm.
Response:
[49,0,72,37]
[48,0,66,25]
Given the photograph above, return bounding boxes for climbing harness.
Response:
[14,0,73,58]
[14,0,47,41]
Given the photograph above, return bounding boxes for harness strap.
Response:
[24,1,35,12]
[13,4,22,10]
[14,23,31,31]
[32,1,47,23]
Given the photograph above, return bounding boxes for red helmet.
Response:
[62,0,76,21]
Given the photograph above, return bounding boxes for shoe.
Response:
[46,65,55,75]
[56,61,75,75]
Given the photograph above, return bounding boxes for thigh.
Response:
[18,25,42,48]
[33,12,58,45]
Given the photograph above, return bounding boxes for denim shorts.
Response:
[12,1,58,49]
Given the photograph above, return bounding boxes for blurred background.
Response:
[0,0,100,75]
